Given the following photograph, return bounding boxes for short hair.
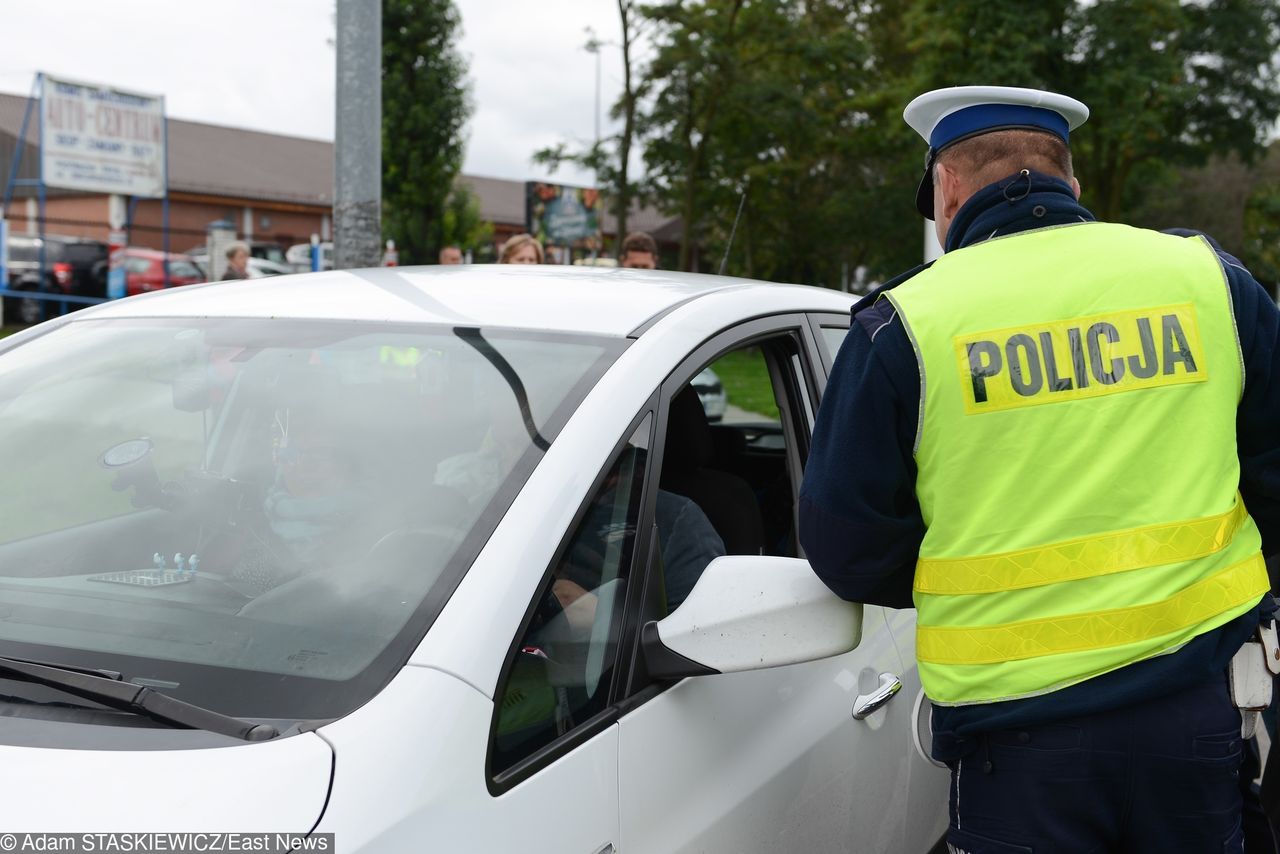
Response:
[499,233,544,264]
[621,232,657,257]
[935,129,1073,189]
[225,241,250,260]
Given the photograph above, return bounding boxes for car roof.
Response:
[80,265,854,337]
[126,248,193,259]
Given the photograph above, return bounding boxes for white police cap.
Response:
[905,85,1089,219]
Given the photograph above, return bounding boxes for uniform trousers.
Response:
[945,673,1244,854]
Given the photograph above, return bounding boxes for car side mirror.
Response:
[641,555,863,679]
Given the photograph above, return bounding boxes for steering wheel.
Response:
[235,525,465,627]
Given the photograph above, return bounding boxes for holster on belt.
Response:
[1230,619,1279,739]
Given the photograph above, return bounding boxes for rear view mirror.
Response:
[641,555,862,679]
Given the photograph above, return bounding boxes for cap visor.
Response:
[915,167,934,219]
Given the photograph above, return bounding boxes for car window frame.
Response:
[484,314,830,793]
[614,313,826,708]
[486,396,661,795]
[806,310,853,381]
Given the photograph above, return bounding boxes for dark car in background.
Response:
[5,234,109,324]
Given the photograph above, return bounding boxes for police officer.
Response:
[799,86,1280,853]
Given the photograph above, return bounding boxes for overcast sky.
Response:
[0,0,624,186]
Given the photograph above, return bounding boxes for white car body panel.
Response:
[618,606,941,854]
[1,730,332,831]
[314,665,619,854]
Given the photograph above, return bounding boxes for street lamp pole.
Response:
[584,27,604,261]
[585,28,602,154]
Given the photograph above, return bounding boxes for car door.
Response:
[613,316,927,854]
[809,310,952,853]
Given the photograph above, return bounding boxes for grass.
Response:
[708,348,780,421]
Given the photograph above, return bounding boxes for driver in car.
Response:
[226,408,377,595]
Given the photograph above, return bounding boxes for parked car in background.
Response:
[692,366,728,422]
[120,248,204,295]
[0,266,948,849]
[5,234,109,324]
[247,258,294,278]
[286,241,333,272]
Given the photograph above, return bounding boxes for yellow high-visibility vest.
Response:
[885,222,1268,706]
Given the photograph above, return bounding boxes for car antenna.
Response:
[718,176,750,277]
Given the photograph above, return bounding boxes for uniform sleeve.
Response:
[1225,256,1280,564]
[798,302,924,608]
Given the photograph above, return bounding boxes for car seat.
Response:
[659,385,765,555]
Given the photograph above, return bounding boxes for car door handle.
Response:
[592,845,615,854]
[853,672,902,720]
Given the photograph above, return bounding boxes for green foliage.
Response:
[709,349,779,421]
[438,185,494,255]
[382,0,472,265]
[1242,145,1280,294]
[620,0,1280,285]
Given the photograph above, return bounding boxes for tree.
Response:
[382,0,472,264]
[637,1,887,282]
[900,0,1280,221]
[438,184,494,256]
[535,2,647,258]
[617,0,1280,286]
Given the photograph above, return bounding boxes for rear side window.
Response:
[64,243,107,265]
[7,242,38,264]
[124,258,152,274]
[168,261,202,279]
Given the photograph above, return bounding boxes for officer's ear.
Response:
[1070,177,1081,200]
[935,162,968,222]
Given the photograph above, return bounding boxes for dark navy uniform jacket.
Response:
[798,172,1280,760]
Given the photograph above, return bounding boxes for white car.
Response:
[692,366,729,422]
[286,241,334,272]
[0,266,947,852]
[247,257,295,278]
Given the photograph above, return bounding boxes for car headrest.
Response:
[662,385,714,473]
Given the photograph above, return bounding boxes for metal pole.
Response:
[334,0,382,270]
[36,74,47,322]
[2,76,38,214]
[161,106,170,287]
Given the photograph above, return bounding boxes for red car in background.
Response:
[120,248,204,296]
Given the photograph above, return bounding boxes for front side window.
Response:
[0,319,621,721]
[492,417,651,773]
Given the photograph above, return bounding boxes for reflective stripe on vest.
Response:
[887,222,1267,706]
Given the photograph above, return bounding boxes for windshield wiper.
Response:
[0,656,277,742]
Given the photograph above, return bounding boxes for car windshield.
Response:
[0,318,621,722]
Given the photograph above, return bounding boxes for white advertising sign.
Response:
[40,75,166,199]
